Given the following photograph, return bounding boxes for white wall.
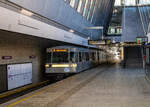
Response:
[0,6,96,48]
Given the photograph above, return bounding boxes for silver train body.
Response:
[45,46,110,74]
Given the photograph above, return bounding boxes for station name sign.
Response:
[88,39,111,45]
[2,56,12,60]
[88,40,105,45]
[52,49,68,52]
[136,36,148,45]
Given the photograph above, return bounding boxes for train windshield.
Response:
[52,52,68,63]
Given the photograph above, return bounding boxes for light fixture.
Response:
[45,64,50,68]
[69,29,74,33]
[20,9,33,16]
[86,26,104,30]
[52,64,77,68]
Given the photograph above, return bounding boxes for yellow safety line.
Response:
[7,80,55,107]
[7,91,43,107]
[0,80,49,99]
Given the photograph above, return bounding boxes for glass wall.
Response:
[114,0,122,6]
[70,0,76,8]
[77,0,83,13]
[124,0,136,6]
[115,0,150,6]
[64,0,98,23]
[139,0,150,5]
[83,0,89,17]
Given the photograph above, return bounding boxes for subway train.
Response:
[45,46,110,78]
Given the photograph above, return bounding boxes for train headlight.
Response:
[52,64,69,67]
[71,64,77,67]
[45,64,50,68]
[51,64,77,68]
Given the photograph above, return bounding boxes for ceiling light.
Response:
[69,29,74,33]
[20,9,33,16]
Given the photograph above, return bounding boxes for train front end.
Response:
[45,48,77,74]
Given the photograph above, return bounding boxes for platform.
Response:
[1,65,150,107]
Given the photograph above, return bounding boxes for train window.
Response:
[70,52,76,63]
[46,53,51,63]
[85,52,89,61]
[97,51,100,61]
[75,53,78,62]
[79,52,82,62]
[82,52,86,62]
[52,52,68,63]
[91,52,95,60]
[89,52,92,61]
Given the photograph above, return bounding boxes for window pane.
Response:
[91,0,97,22]
[83,0,89,17]
[46,53,51,63]
[113,0,150,6]
[79,52,82,62]
[70,0,76,8]
[77,0,83,13]
[52,52,68,63]
[70,52,76,63]
[125,0,136,6]
[87,0,94,20]
[139,0,150,5]
[114,0,121,6]
[85,52,90,61]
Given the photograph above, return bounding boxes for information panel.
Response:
[7,63,32,90]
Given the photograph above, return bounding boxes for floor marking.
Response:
[5,80,49,107]
[7,90,44,107]
[0,80,49,99]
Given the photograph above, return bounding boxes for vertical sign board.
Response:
[7,63,32,90]
[146,48,150,64]
[136,38,142,44]
[136,37,148,45]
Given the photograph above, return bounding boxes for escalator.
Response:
[124,47,143,68]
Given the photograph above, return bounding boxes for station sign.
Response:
[2,56,12,60]
[47,48,68,52]
[52,49,68,52]
[88,40,105,45]
[29,55,36,59]
[136,38,142,44]
[88,39,111,45]
[136,36,148,45]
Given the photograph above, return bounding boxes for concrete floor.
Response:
[1,64,150,107]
